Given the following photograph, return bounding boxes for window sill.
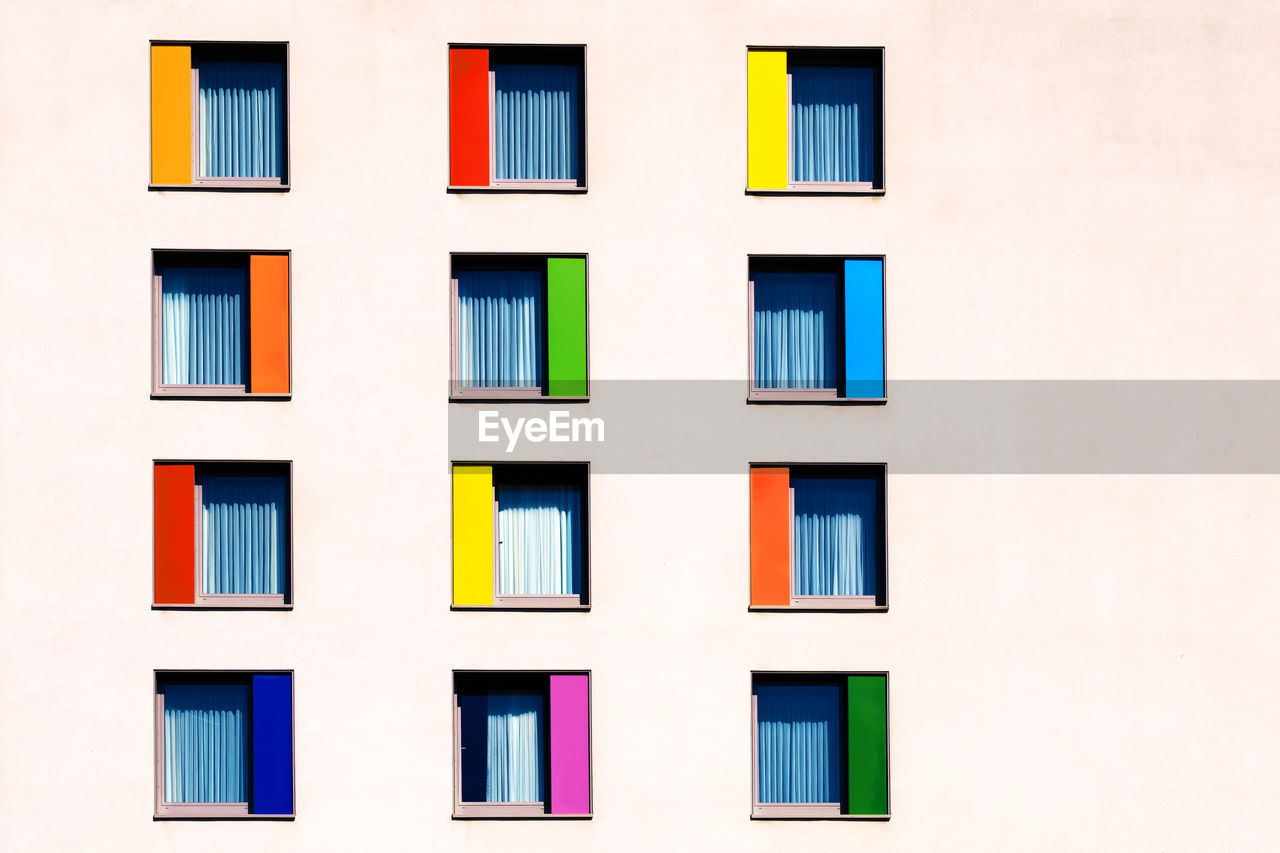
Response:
[448,184,588,194]
[750,603,887,613]
[751,810,889,821]
[155,805,294,820]
[746,186,884,197]
[452,601,589,612]
[154,601,292,611]
[450,394,590,404]
[150,182,290,192]
[152,389,291,401]
[747,391,886,405]
[453,808,591,820]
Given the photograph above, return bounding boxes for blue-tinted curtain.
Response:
[163,682,249,803]
[201,474,287,595]
[791,66,875,183]
[198,60,284,178]
[496,483,581,595]
[757,684,841,803]
[792,477,878,597]
[754,272,838,389]
[457,269,544,388]
[161,266,247,386]
[494,64,580,181]
[485,693,544,802]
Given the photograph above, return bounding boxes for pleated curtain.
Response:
[457,269,544,388]
[161,266,247,386]
[754,272,838,389]
[494,64,580,181]
[791,65,875,183]
[792,477,878,597]
[198,60,284,178]
[485,693,544,802]
[201,474,287,595]
[757,684,841,804]
[496,484,581,595]
[163,683,249,803]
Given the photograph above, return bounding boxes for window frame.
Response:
[451,670,592,819]
[451,461,591,610]
[449,253,590,402]
[152,459,293,610]
[150,249,292,399]
[746,254,886,405]
[750,671,890,820]
[746,46,885,196]
[153,669,296,820]
[149,40,291,191]
[750,463,888,612]
[448,43,589,193]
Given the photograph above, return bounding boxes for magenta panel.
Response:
[549,674,590,814]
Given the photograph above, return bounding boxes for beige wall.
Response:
[2,0,1279,849]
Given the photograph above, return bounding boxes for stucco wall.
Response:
[2,1,1279,849]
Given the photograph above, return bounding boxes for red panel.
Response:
[154,464,195,605]
[449,48,490,186]
[750,467,791,606]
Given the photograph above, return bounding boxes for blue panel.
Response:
[251,674,293,815]
[843,259,885,399]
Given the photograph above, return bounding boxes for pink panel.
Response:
[549,674,590,814]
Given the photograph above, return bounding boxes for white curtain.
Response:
[496,483,581,595]
[791,65,875,183]
[754,271,839,389]
[198,60,284,178]
[485,693,544,802]
[792,477,878,596]
[494,64,580,180]
[163,682,248,803]
[201,474,287,595]
[757,683,840,803]
[161,267,247,386]
[457,269,543,388]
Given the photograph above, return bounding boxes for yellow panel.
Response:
[747,50,788,189]
[452,466,494,606]
[151,45,191,185]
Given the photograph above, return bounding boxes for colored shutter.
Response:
[151,45,192,185]
[453,465,494,605]
[546,257,587,397]
[450,48,490,186]
[549,674,590,814]
[747,50,788,190]
[251,674,294,815]
[843,259,885,399]
[750,467,790,606]
[154,463,195,605]
[249,254,290,394]
[847,674,889,816]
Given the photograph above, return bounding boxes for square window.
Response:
[453,671,591,817]
[152,251,291,397]
[451,255,588,399]
[748,257,884,401]
[150,42,289,188]
[749,465,886,610]
[449,45,586,190]
[452,463,588,608]
[751,672,888,819]
[154,671,294,818]
[154,461,292,608]
[747,47,883,193]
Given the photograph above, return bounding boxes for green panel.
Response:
[847,675,888,815]
[547,257,588,397]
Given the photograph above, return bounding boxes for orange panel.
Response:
[249,255,290,394]
[750,467,791,606]
[154,464,195,605]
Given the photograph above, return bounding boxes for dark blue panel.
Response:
[458,692,489,802]
[843,259,885,399]
[251,673,293,815]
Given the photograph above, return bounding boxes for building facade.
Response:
[2,0,1279,849]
